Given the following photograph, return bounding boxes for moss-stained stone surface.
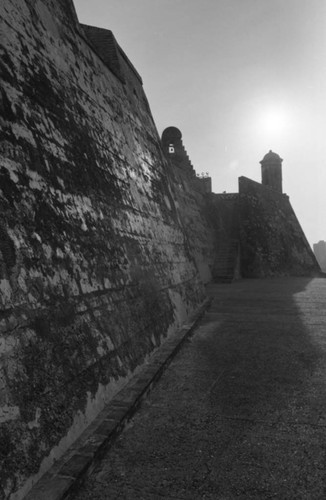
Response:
[0,1,320,498]
[239,177,320,278]
[0,1,207,498]
[165,163,216,285]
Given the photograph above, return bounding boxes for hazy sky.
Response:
[74,0,326,246]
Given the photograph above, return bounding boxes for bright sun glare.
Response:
[259,106,290,135]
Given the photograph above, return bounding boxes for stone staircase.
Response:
[213,239,239,283]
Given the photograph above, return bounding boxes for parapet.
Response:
[81,24,143,85]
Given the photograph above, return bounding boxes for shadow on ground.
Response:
[74,277,326,500]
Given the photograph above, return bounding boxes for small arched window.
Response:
[169,144,175,153]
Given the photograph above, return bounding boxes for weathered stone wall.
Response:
[165,163,216,284]
[239,177,320,277]
[161,127,216,284]
[313,241,326,272]
[206,194,240,244]
[204,193,240,281]
[1,1,321,497]
[0,2,206,498]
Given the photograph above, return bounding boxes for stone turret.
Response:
[260,150,283,193]
[161,126,212,193]
[161,127,195,174]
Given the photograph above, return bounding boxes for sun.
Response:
[259,106,290,135]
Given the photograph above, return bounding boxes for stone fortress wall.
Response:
[0,2,211,497]
[314,241,326,272]
[0,1,320,498]
[238,176,319,277]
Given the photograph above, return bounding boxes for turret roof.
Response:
[260,150,283,163]
[162,127,182,141]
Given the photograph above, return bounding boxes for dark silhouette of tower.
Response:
[161,126,212,193]
[260,150,283,193]
[161,127,195,173]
